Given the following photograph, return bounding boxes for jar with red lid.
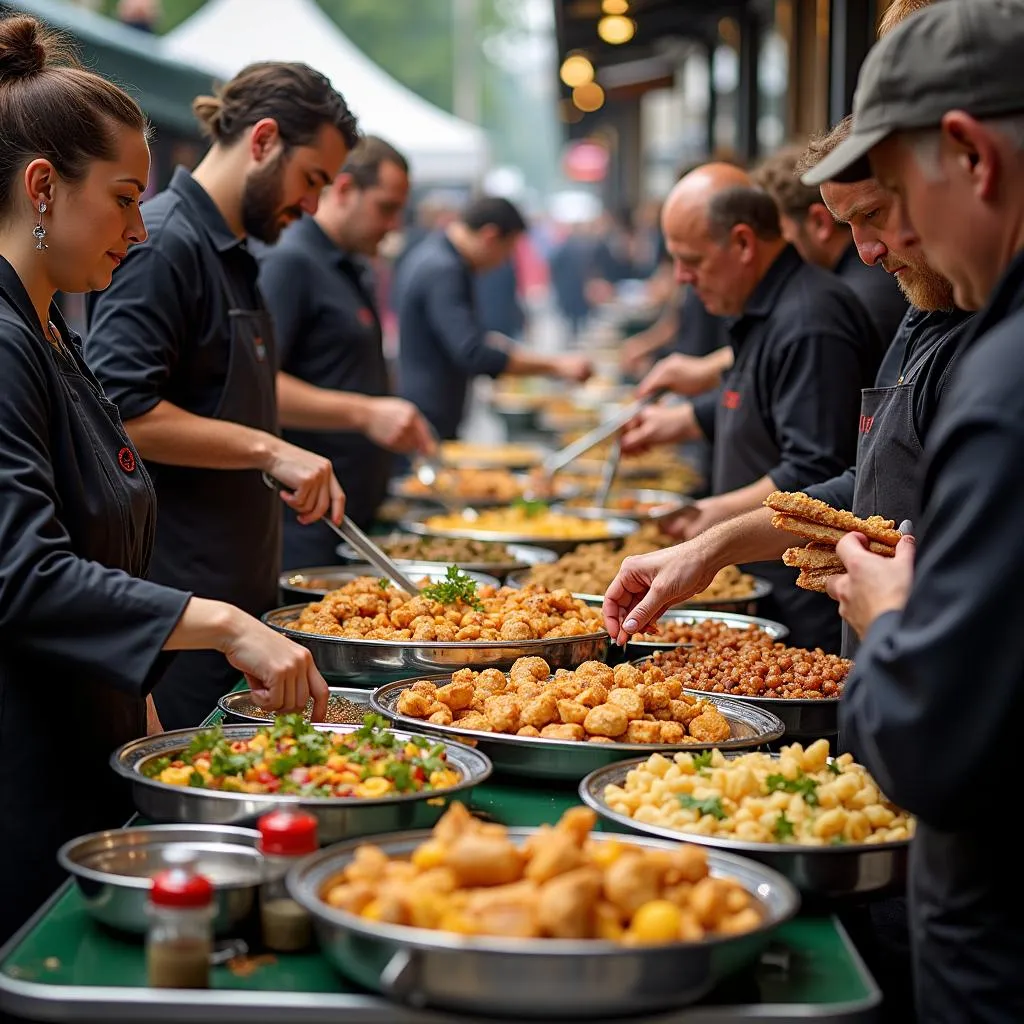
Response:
[146,849,214,989]
[257,809,318,952]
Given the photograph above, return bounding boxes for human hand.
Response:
[602,541,720,645]
[220,609,329,721]
[264,439,345,525]
[619,335,654,375]
[637,353,721,399]
[556,354,594,383]
[620,403,697,453]
[364,397,437,456]
[145,695,163,736]
[827,533,916,638]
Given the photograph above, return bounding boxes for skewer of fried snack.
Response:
[771,514,897,557]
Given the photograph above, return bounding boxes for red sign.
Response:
[563,141,609,183]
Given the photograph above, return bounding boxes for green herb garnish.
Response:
[829,835,846,846]
[677,793,727,820]
[378,577,391,590]
[187,770,206,788]
[827,760,842,776]
[385,761,415,792]
[186,724,222,758]
[143,756,171,779]
[692,750,714,770]
[420,565,483,610]
[766,772,820,806]
[512,496,549,518]
[772,812,795,841]
[210,748,257,777]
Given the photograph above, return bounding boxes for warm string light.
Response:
[572,81,605,112]
[559,53,594,88]
[602,0,629,13]
[598,14,635,45]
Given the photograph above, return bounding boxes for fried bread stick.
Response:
[795,566,845,593]
[771,514,897,557]
[783,546,846,571]
[764,491,902,547]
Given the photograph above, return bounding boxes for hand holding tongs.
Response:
[261,473,420,594]
[593,438,621,510]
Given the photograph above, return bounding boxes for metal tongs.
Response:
[531,389,668,495]
[261,473,420,594]
[593,438,621,509]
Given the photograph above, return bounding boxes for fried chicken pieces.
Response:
[764,491,901,592]
[320,802,763,944]
[396,657,732,746]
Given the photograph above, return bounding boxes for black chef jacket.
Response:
[258,216,391,565]
[0,258,189,944]
[85,166,280,729]
[804,306,976,517]
[395,232,509,440]
[691,245,883,651]
[840,249,1024,1024]
[834,242,908,348]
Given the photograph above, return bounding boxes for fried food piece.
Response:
[446,833,523,887]
[540,723,586,741]
[431,800,475,844]
[517,724,541,737]
[625,720,661,744]
[795,567,843,592]
[510,657,551,683]
[584,703,629,738]
[556,806,597,846]
[410,680,438,700]
[603,854,661,917]
[537,867,602,939]
[464,881,541,938]
[658,721,685,744]
[324,880,374,914]
[607,687,645,720]
[454,711,493,732]
[557,699,589,726]
[640,681,672,712]
[588,735,614,743]
[765,491,901,545]
[576,682,609,708]
[428,705,454,726]
[770,513,896,556]
[435,680,475,711]
[687,708,731,743]
[525,829,583,884]
[397,690,433,717]
[574,661,614,688]
[520,692,559,730]
[484,694,521,733]
[613,663,644,689]
[782,546,846,571]
[670,697,702,725]
[475,668,508,695]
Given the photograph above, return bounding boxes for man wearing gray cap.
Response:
[802,1,1024,1019]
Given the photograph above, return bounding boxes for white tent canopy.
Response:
[161,0,489,185]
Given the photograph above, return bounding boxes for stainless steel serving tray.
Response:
[580,757,908,900]
[554,488,696,524]
[389,472,581,510]
[218,686,379,726]
[263,605,609,685]
[623,607,789,654]
[370,676,785,781]
[57,824,262,935]
[278,563,500,605]
[438,442,550,470]
[398,511,639,555]
[334,537,558,582]
[110,724,492,845]
[287,827,800,1019]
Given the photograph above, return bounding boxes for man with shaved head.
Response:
[617,163,882,651]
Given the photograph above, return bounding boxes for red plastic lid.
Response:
[257,809,319,856]
[150,867,213,908]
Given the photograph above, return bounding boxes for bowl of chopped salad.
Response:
[110,714,493,844]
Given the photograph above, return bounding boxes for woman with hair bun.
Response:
[0,14,329,944]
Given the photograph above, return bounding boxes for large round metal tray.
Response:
[277,563,500,605]
[555,488,696,524]
[398,511,639,555]
[580,757,909,901]
[287,826,800,1019]
[506,575,778,620]
[389,472,581,510]
[334,537,557,582]
[218,686,379,726]
[370,676,785,781]
[263,605,609,685]
[110,724,492,845]
[438,441,550,470]
[623,607,788,653]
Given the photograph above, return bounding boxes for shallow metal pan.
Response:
[389,472,581,510]
[554,488,695,524]
[277,563,500,605]
[370,676,785,781]
[110,724,492,845]
[218,686,379,726]
[622,607,788,654]
[262,605,609,685]
[287,827,800,1019]
[580,758,908,901]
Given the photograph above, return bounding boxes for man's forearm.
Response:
[502,346,562,377]
[276,372,374,432]
[123,400,276,470]
[697,502,805,568]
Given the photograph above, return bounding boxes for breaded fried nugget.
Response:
[607,687,645,720]
[583,703,629,738]
[435,679,475,711]
[556,699,589,726]
[540,723,585,742]
[625,720,661,744]
[397,690,433,717]
[520,691,559,729]
[612,663,644,689]
[687,708,731,743]
[484,694,521,733]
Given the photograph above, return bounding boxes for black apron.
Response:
[150,261,280,730]
[712,358,842,653]
[0,303,159,943]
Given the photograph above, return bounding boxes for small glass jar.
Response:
[257,809,319,952]
[146,851,214,989]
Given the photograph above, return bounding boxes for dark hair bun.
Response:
[0,15,53,79]
[192,94,224,139]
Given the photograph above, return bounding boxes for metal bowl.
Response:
[218,686,378,726]
[57,824,263,935]
[398,512,639,555]
[555,489,696,524]
[110,724,492,845]
[371,677,785,781]
[580,758,909,901]
[623,607,789,654]
[277,563,500,605]
[264,605,609,686]
[287,827,800,1018]
[389,472,581,510]
[334,537,558,582]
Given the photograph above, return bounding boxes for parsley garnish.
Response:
[677,793,727,820]
[143,756,171,779]
[385,761,415,792]
[420,565,483,610]
[186,724,222,758]
[187,770,206,788]
[772,812,795,841]
[766,772,820,806]
[829,835,846,846]
[378,577,391,590]
[511,496,549,518]
[210,748,257,777]
[827,760,842,776]
[692,751,714,770]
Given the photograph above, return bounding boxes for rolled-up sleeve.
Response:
[85,244,193,421]
[0,332,190,695]
[422,267,509,378]
[839,407,1023,827]
[766,333,861,493]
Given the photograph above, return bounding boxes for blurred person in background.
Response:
[755,144,908,347]
[396,195,592,440]
[258,137,435,567]
[475,255,525,341]
[615,164,883,651]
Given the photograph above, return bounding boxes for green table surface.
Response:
[0,697,881,1023]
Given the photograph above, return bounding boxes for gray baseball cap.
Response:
[803,0,1024,187]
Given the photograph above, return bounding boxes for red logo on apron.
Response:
[357,307,374,327]
[859,415,875,435]
[118,447,136,473]
[722,390,742,410]
[253,336,267,362]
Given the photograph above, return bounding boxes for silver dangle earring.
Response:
[33,202,47,251]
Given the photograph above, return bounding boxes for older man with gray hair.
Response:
[800,0,1024,1019]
